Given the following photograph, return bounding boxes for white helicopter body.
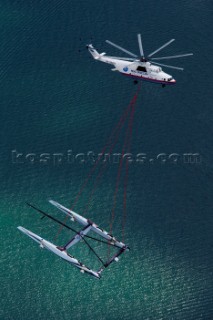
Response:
[88,45,175,85]
[87,34,193,87]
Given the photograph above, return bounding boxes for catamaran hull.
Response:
[17,226,101,279]
[18,200,130,279]
[49,200,129,250]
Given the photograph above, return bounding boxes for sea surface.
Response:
[0,1,213,319]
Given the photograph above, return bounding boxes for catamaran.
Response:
[18,200,129,279]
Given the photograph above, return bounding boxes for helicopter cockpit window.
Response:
[137,66,147,72]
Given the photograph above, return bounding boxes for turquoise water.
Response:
[1,1,213,319]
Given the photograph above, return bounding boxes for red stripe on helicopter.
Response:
[121,73,176,85]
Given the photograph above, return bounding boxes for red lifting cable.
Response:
[109,84,141,255]
[109,104,135,232]
[69,98,134,210]
[54,89,140,241]
[107,105,136,257]
[83,90,140,215]
[110,86,140,232]
[122,94,138,242]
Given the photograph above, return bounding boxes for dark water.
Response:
[0,1,213,319]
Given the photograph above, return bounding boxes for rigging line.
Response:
[26,202,121,249]
[122,84,141,241]
[83,85,142,215]
[70,91,139,210]
[54,89,140,241]
[82,98,137,215]
[85,235,120,248]
[108,102,136,256]
[110,105,135,229]
[28,203,104,265]
[108,114,134,257]
[70,85,142,212]
[122,131,133,243]
[81,237,105,266]
[108,84,141,256]
[54,104,132,242]
[122,96,137,242]
[122,155,129,243]
[110,87,140,232]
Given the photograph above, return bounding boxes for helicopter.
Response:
[87,34,193,87]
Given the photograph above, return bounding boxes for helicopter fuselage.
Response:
[88,44,176,86]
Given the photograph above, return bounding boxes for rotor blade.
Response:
[148,39,175,58]
[137,34,144,57]
[107,56,136,61]
[151,53,193,60]
[106,40,138,58]
[151,61,184,71]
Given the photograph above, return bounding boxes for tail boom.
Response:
[87,44,102,60]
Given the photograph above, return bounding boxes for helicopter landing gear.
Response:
[134,80,138,85]
[162,84,166,88]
